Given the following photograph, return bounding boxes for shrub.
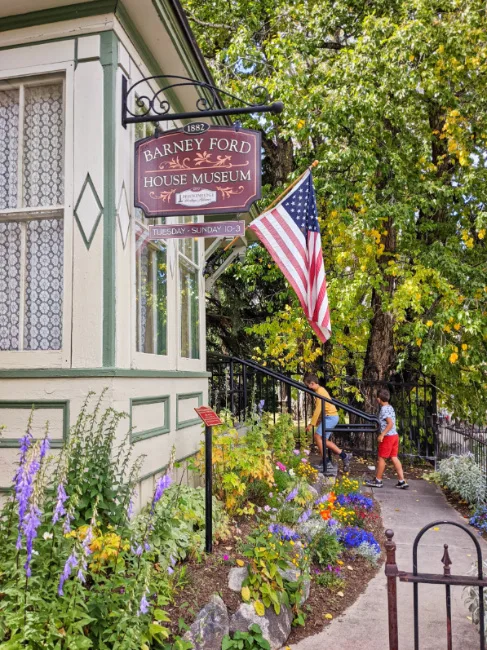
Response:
[267,413,296,464]
[434,454,486,505]
[309,530,342,567]
[222,624,270,650]
[193,418,274,515]
[355,541,381,566]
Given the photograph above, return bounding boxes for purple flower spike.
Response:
[58,551,78,596]
[138,590,150,616]
[152,474,171,509]
[167,566,174,575]
[39,437,50,459]
[23,503,41,576]
[52,482,68,525]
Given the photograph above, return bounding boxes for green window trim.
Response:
[129,395,170,443]
[0,369,210,378]
[176,392,203,430]
[0,400,69,449]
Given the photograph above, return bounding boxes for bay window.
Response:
[0,76,65,351]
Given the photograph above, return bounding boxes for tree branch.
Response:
[186,10,233,30]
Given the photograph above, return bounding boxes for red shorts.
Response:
[378,435,399,458]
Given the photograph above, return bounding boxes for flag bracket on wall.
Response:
[121,75,283,127]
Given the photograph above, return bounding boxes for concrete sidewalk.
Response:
[291,478,484,650]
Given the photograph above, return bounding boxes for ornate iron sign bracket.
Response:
[121,75,283,128]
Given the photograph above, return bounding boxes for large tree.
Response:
[189,0,487,421]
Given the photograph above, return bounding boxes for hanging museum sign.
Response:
[134,125,261,217]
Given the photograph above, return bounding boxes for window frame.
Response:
[0,62,74,368]
[177,216,203,368]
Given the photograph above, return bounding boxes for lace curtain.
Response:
[0,80,64,351]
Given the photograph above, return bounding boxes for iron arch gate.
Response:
[385,521,487,649]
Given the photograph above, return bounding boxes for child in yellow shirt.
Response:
[304,372,351,473]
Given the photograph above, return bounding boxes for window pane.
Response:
[0,89,19,210]
[24,219,63,350]
[0,222,21,350]
[178,216,198,262]
[180,260,199,359]
[23,83,64,208]
[136,228,167,355]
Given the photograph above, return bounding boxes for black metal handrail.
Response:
[229,356,379,427]
[208,355,380,474]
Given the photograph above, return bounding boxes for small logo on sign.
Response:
[176,188,217,207]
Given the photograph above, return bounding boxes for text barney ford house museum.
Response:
[135,125,261,218]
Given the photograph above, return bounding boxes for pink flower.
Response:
[293,450,300,455]
[223,554,229,561]
[276,462,287,472]
[301,458,308,463]
[303,450,310,455]
[264,505,271,512]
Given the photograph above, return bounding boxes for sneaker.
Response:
[396,480,409,489]
[365,478,383,488]
[342,452,352,472]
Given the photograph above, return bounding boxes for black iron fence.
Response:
[207,355,380,472]
[436,418,487,476]
[208,354,437,463]
[385,521,486,649]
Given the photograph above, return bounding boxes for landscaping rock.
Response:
[307,485,319,500]
[183,595,229,650]
[229,602,292,650]
[228,566,248,592]
[301,577,311,604]
[278,566,300,583]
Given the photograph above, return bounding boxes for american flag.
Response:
[248,170,331,342]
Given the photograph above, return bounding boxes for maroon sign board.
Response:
[194,406,223,427]
[135,125,261,217]
[149,219,245,240]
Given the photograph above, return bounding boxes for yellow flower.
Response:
[449,352,458,364]
[416,338,422,347]
[454,323,461,331]
[479,229,485,240]
[426,320,433,327]
[462,343,468,351]
[444,325,451,333]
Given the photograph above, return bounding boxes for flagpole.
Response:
[261,159,319,214]
[222,160,319,253]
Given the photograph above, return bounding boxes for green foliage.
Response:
[186,0,487,422]
[63,391,141,528]
[315,571,345,591]
[309,531,342,568]
[240,526,309,621]
[267,414,299,464]
[222,625,271,650]
[0,398,225,649]
[431,454,486,505]
[193,418,274,514]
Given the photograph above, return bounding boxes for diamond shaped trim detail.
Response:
[117,183,131,248]
[74,173,103,249]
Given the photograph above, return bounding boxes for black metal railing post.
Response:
[205,424,213,553]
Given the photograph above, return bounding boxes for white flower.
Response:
[32,550,39,556]
[288,469,295,477]
[43,532,53,540]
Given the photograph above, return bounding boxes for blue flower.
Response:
[338,526,380,553]
[58,551,78,596]
[138,590,150,616]
[298,508,312,524]
[336,493,374,510]
[268,523,300,541]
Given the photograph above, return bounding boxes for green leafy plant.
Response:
[222,624,270,650]
[315,570,345,591]
[309,531,342,568]
[240,525,309,624]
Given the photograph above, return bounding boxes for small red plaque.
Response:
[195,406,222,427]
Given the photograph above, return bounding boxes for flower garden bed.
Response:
[0,398,385,650]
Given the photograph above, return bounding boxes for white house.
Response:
[0,0,232,505]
